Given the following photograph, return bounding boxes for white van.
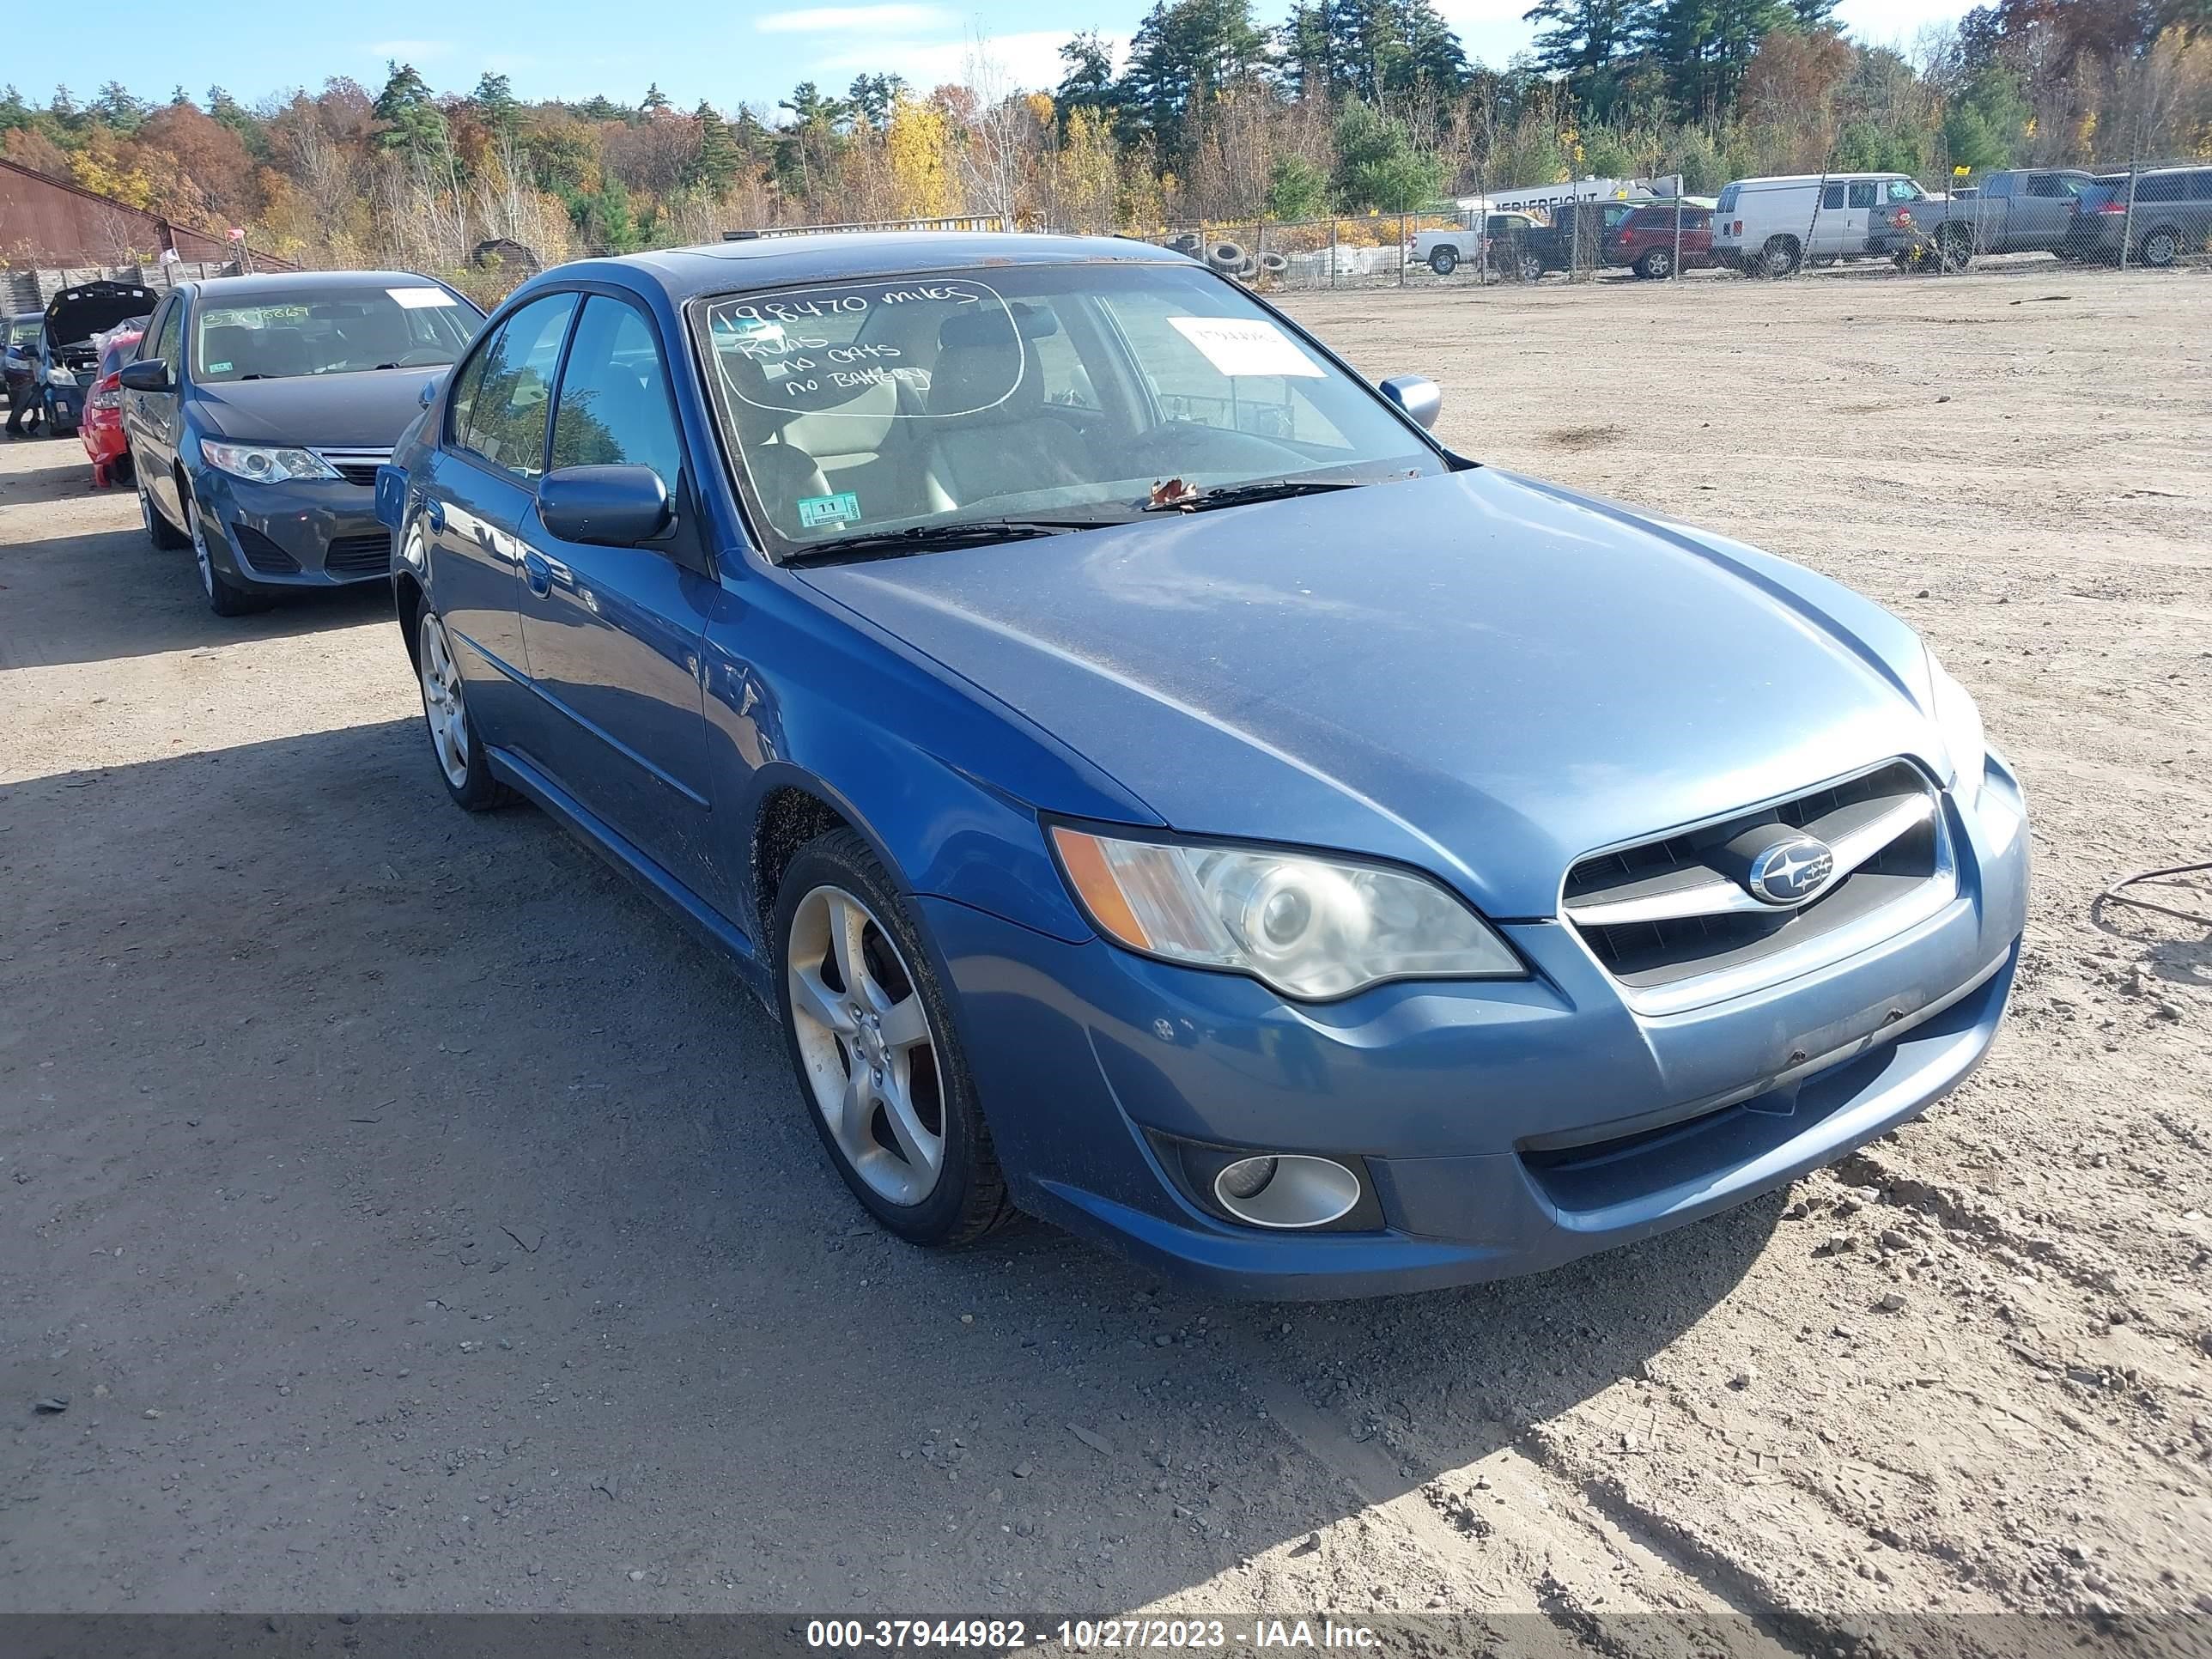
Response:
[1711,173,1929,274]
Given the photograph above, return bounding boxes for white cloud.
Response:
[756,5,954,33]
[813,29,1097,92]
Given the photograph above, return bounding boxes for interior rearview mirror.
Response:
[118,360,171,393]
[1378,374,1442,432]
[538,465,672,548]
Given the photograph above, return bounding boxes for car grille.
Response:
[313,448,391,488]
[324,534,392,576]
[232,523,301,574]
[1563,761,1948,994]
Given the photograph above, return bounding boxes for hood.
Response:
[46,282,157,349]
[191,367,448,448]
[797,469,1943,919]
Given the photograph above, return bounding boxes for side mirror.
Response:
[1379,374,1442,431]
[118,359,171,393]
[419,379,438,410]
[538,465,672,547]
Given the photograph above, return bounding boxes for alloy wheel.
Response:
[786,883,945,1206]
[187,498,213,599]
[416,608,471,789]
[2143,230,2178,267]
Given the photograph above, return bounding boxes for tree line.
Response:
[1,0,2206,297]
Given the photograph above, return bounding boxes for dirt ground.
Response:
[3,262,2209,1641]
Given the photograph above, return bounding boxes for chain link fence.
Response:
[1131,155,2211,296]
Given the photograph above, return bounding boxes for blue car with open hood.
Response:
[375,233,2027,1297]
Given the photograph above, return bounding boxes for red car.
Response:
[80,326,143,487]
[1603,204,1715,279]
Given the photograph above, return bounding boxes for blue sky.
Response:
[13,0,1954,119]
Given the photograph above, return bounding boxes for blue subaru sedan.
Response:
[377,234,2027,1298]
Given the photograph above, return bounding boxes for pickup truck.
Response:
[1410,212,1540,276]
[1870,168,2094,268]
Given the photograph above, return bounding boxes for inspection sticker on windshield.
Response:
[389,287,459,308]
[797,492,861,528]
[1167,316,1323,378]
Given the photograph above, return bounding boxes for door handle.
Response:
[521,550,551,597]
[424,498,446,532]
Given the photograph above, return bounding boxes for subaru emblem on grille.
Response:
[1746,835,1836,906]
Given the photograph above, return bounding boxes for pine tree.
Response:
[473,71,520,143]
[691,101,742,192]
[641,82,672,117]
[372,62,447,157]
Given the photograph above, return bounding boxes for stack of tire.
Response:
[1188,239,1289,284]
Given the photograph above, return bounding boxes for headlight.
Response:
[1927,653,1985,806]
[44,362,71,386]
[1050,826,1522,1000]
[198,440,342,484]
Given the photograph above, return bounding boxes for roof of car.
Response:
[179,270,453,301]
[541,232,1191,301]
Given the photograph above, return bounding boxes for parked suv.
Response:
[2063,167,2212,266]
[1602,202,1714,278]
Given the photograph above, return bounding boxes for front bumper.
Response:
[189,466,393,588]
[927,757,2029,1299]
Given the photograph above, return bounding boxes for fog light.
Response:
[1212,1154,1363,1230]
[1217,1155,1278,1201]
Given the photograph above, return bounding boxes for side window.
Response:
[458,292,579,482]
[1847,181,1877,210]
[1821,184,1845,211]
[155,300,183,372]
[1886,179,1924,204]
[135,299,169,362]
[2136,174,2185,203]
[548,295,685,492]
[2189,172,2212,202]
[444,324,499,448]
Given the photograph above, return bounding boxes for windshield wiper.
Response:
[784,517,1110,562]
[1141,477,1373,514]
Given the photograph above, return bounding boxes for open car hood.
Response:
[46,282,157,349]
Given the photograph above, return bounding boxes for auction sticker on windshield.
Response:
[1166,315,1323,378]
[389,287,459,308]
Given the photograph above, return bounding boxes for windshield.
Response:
[8,317,39,349]
[191,285,477,384]
[696,261,1445,557]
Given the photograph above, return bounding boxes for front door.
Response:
[125,295,186,521]
[514,292,718,892]
[424,290,579,742]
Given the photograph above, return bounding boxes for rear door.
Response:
[514,290,718,891]
[424,289,580,742]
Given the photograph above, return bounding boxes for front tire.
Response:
[186,492,258,617]
[775,830,1012,1247]
[139,467,188,550]
[416,603,509,811]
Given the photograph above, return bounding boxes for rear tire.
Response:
[1427,246,1457,276]
[2139,227,2180,268]
[774,830,1013,1249]
[1637,249,1673,280]
[1759,235,1802,277]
